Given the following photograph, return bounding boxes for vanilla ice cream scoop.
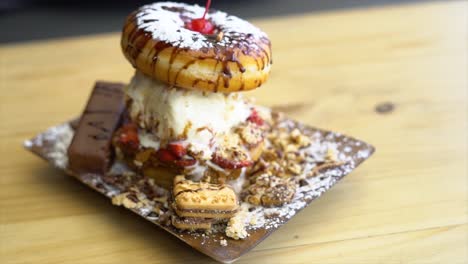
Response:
[125,71,252,157]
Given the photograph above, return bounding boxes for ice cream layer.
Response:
[125,71,251,157]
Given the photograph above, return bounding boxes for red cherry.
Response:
[185,0,215,34]
[247,108,264,126]
[186,18,215,34]
[167,142,187,158]
[157,148,177,163]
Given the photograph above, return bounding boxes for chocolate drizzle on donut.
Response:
[167,48,179,83]
[121,2,272,92]
[124,15,152,64]
[160,5,190,13]
[174,60,197,85]
[151,42,171,74]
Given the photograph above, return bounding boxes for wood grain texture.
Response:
[1,1,467,263]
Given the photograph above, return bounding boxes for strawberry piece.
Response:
[167,142,187,159]
[174,158,197,167]
[212,154,253,170]
[118,123,139,151]
[156,148,177,163]
[247,108,264,126]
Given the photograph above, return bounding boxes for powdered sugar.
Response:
[135,2,267,50]
[24,123,73,169]
[219,239,228,247]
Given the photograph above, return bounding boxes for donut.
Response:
[121,2,272,93]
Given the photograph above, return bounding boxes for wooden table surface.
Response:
[1,1,467,263]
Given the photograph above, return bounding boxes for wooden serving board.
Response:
[1,1,466,263]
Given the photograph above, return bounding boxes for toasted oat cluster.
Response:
[242,173,296,207]
[237,122,264,147]
[237,118,314,207]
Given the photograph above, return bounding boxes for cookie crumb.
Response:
[226,209,249,240]
[220,239,228,246]
[112,192,137,209]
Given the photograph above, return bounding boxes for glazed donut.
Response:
[121,2,272,93]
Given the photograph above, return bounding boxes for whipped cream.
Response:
[126,71,252,158]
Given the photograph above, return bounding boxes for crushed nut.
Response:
[262,149,278,161]
[112,192,138,209]
[238,122,263,147]
[284,143,298,153]
[216,31,224,42]
[325,147,338,162]
[287,160,302,175]
[242,173,296,207]
[291,128,311,148]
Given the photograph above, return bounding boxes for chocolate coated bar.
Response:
[67,81,125,174]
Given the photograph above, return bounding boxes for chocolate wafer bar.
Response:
[172,175,238,219]
[67,81,125,174]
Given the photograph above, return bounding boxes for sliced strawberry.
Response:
[174,158,197,167]
[156,148,177,163]
[212,154,253,170]
[247,108,264,126]
[167,142,187,159]
[117,123,139,152]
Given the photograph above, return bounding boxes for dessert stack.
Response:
[22,2,375,260]
[112,1,274,231]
